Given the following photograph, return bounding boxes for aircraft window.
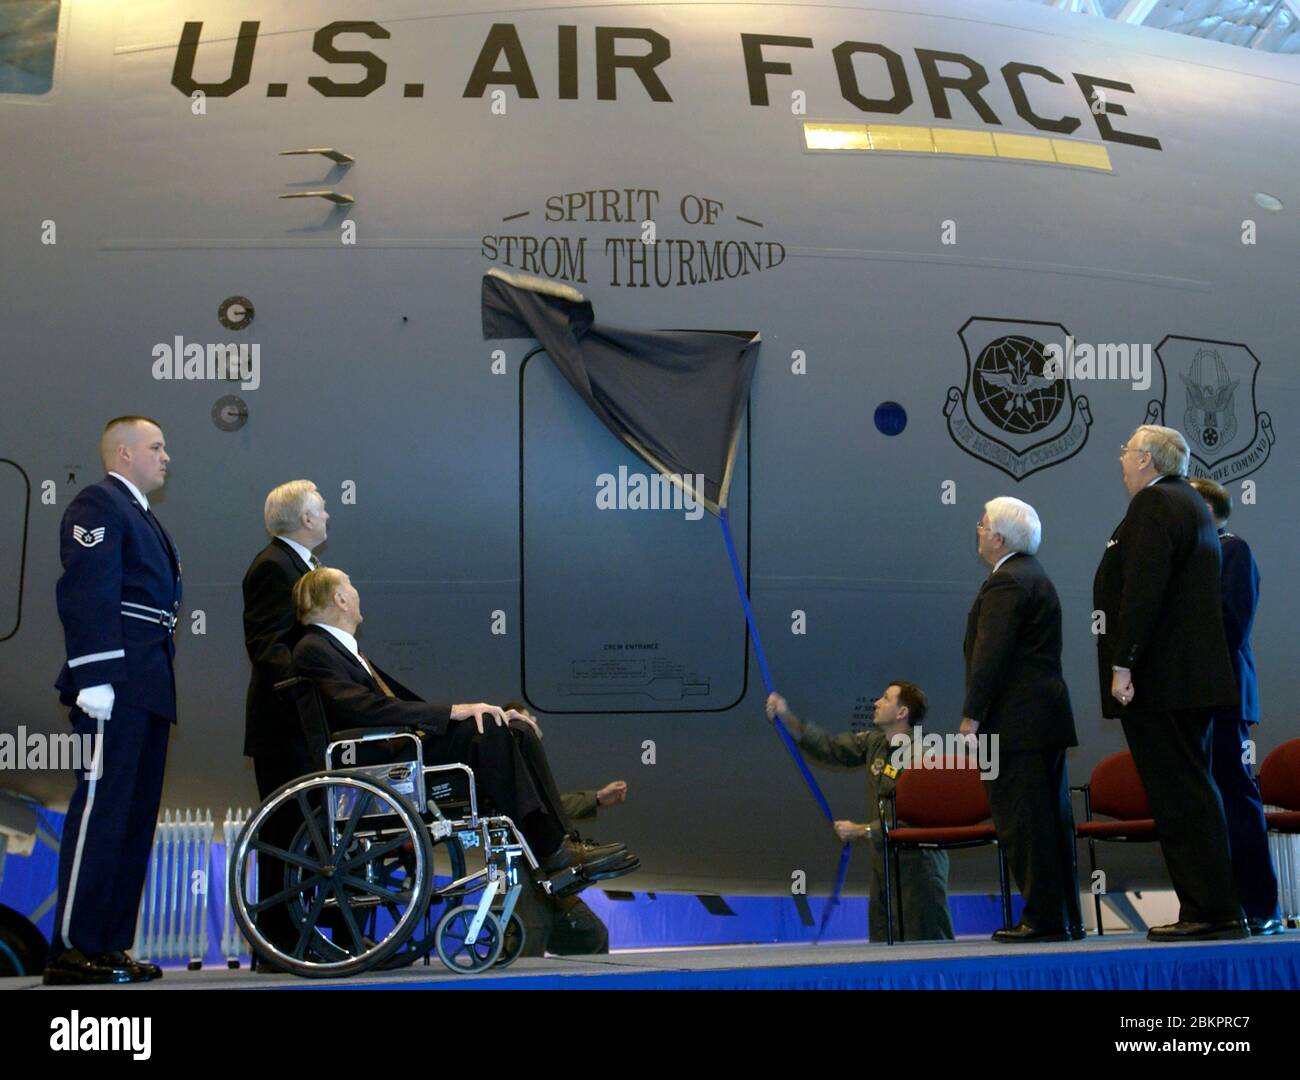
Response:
[874,401,907,436]
[804,121,1112,172]
[0,0,59,95]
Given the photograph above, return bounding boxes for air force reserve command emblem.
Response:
[1146,336,1274,482]
[944,318,1093,481]
[72,525,106,548]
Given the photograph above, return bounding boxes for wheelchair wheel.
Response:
[494,912,526,969]
[434,904,503,973]
[230,772,435,978]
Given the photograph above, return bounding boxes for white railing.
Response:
[221,807,255,966]
[132,809,212,967]
[1267,810,1300,924]
[130,807,257,968]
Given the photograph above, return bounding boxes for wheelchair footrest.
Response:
[540,854,640,899]
[583,855,640,883]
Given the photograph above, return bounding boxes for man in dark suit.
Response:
[1189,477,1282,936]
[963,497,1081,942]
[243,481,328,793]
[241,480,328,959]
[288,567,637,889]
[45,416,182,985]
[1094,425,1245,941]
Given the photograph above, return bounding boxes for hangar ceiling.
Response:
[1021,0,1300,53]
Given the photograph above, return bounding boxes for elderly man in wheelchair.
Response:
[230,567,638,977]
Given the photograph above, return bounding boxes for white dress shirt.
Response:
[311,622,378,679]
[276,535,317,568]
[992,551,1021,573]
[108,471,149,511]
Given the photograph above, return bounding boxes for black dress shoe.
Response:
[43,948,142,985]
[1247,917,1285,937]
[105,951,163,980]
[992,922,1070,943]
[1067,925,1087,941]
[1147,919,1249,942]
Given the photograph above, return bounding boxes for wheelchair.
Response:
[229,678,587,978]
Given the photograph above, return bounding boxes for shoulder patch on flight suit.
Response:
[870,757,885,777]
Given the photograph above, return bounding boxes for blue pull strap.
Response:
[719,508,850,936]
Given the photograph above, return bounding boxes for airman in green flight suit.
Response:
[768,682,954,942]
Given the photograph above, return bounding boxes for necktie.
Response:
[360,654,396,698]
[309,555,320,569]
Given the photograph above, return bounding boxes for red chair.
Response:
[1073,751,1157,936]
[879,759,1011,945]
[1260,739,1300,926]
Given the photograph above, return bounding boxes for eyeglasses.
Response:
[1119,443,1148,457]
[976,521,990,532]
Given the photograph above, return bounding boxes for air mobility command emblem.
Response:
[944,317,1092,481]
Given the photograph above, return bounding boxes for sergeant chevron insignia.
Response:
[72,525,106,547]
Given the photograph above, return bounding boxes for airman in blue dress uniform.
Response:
[44,416,182,985]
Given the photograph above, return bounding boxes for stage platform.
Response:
[8,932,1299,991]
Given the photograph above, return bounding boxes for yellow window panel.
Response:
[803,123,1115,174]
[804,122,871,150]
[993,132,1057,162]
[865,125,936,152]
[1051,139,1113,171]
[930,127,997,157]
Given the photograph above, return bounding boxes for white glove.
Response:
[76,683,115,721]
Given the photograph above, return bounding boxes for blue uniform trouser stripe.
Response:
[51,703,171,957]
[58,714,103,950]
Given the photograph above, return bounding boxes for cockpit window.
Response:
[0,1,59,95]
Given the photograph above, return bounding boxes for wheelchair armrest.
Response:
[325,730,428,796]
[273,676,311,693]
[326,729,425,769]
[331,727,419,742]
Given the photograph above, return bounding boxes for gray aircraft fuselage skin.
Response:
[2,0,1296,897]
